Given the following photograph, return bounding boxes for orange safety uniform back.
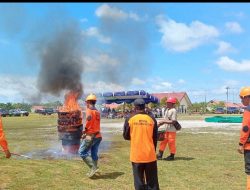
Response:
[240,106,250,150]
[0,116,9,151]
[85,107,101,138]
[123,113,158,163]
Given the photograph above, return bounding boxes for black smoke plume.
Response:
[37,23,83,98]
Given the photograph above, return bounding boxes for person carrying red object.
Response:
[238,87,250,189]
[157,97,178,161]
[0,115,11,158]
[123,98,159,190]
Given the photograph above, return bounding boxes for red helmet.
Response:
[166,97,177,104]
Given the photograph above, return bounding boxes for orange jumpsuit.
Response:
[159,107,177,154]
[0,116,9,152]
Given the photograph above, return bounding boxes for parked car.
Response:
[44,108,54,115]
[214,107,225,114]
[20,109,29,116]
[9,109,21,116]
[226,107,239,114]
[0,109,10,117]
[239,107,246,114]
[36,108,54,115]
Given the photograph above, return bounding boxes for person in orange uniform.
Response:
[157,97,178,161]
[123,98,159,190]
[0,115,11,158]
[238,87,250,189]
[79,93,102,178]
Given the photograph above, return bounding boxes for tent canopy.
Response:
[96,90,159,104]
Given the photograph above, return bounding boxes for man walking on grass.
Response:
[79,93,102,178]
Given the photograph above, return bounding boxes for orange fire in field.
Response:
[59,91,81,112]
[57,91,83,154]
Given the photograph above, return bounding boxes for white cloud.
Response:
[84,81,125,93]
[151,81,173,92]
[178,79,186,84]
[95,4,141,21]
[214,83,238,96]
[131,78,146,85]
[215,41,236,55]
[225,22,243,34]
[224,80,239,87]
[216,56,250,72]
[83,53,120,72]
[156,15,219,52]
[0,74,36,92]
[0,75,36,102]
[0,75,67,103]
[189,90,206,97]
[140,77,173,92]
[129,12,140,21]
[161,82,172,88]
[234,12,246,19]
[83,27,111,44]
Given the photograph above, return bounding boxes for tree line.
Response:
[0,101,63,112]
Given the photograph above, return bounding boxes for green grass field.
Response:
[0,114,246,190]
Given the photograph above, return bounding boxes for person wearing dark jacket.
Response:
[123,98,159,190]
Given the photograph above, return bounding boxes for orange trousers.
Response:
[159,132,176,154]
[247,175,250,190]
[0,116,8,151]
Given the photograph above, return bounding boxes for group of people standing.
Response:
[2,88,250,190]
[0,93,179,190]
[122,86,250,190]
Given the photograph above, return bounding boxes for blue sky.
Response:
[0,3,249,104]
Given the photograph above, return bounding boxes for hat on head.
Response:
[240,87,250,98]
[85,93,97,101]
[134,98,145,106]
[166,97,177,104]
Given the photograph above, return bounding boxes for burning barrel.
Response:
[57,110,83,154]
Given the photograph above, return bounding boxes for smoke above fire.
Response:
[0,4,162,102]
[0,5,84,102]
[32,4,154,99]
[36,22,83,98]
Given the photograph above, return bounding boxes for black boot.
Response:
[157,151,164,160]
[163,153,175,161]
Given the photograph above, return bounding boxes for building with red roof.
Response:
[151,92,192,113]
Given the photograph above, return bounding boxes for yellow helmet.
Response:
[239,87,250,98]
[85,93,97,101]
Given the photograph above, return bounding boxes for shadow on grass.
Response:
[160,156,195,161]
[90,171,125,180]
[172,156,195,161]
